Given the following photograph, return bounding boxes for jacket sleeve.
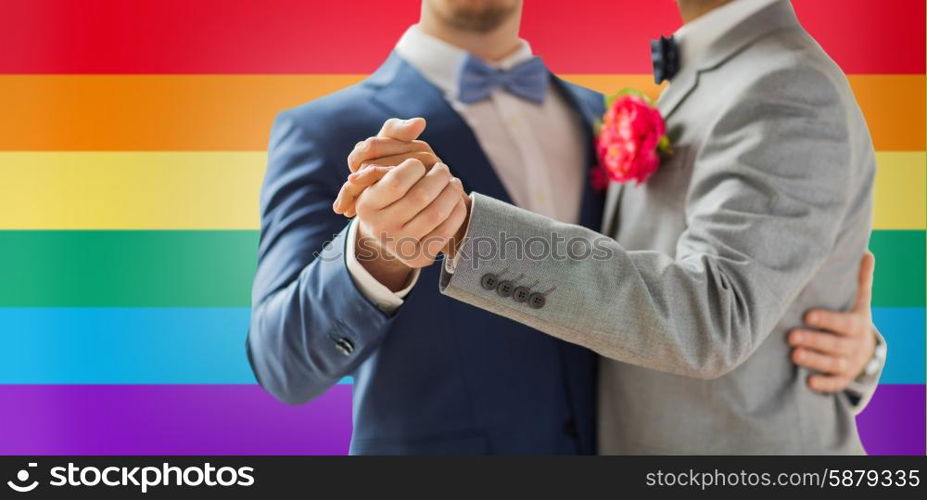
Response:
[247,110,395,404]
[441,67,868,380]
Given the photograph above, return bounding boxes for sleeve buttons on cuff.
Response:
[480,273,499,290]
[512,286,531,303]
[528,292,546,309]
[479,271,544,308]
[496,280,515,298]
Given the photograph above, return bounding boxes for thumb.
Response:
[852,250,875,311]
[378,117,426,141]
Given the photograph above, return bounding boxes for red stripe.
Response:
[1,0,922,74]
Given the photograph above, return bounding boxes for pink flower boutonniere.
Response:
[592,89,672,190]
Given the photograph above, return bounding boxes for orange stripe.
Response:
[0,75,921,151]
[0,75,364,151]
[848,75,926,152]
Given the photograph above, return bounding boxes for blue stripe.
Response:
[0,308,351,385]
[872,307,925,384]
[0,307,922,384]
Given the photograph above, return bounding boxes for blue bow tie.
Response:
[650,35,680,84]
[457,54,549,105]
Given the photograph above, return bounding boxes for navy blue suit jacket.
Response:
[247,52,606,454]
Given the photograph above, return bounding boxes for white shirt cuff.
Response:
[345,218,419,313]
[444,252,461,274]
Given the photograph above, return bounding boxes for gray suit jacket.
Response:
[439,1,877,453]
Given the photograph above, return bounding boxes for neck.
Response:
[677,0,736,23]
[418,4,523,61]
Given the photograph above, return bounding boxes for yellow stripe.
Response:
[0,151,921,230]
[0,152,264,229]
[873,152,926,230]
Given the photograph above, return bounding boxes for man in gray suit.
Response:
[337,0,884,453]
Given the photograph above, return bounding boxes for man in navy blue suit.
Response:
[248,0,880,454]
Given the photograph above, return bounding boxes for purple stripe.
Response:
[0,385,352,455]
[856,384,925,455]
[1,384,922,455]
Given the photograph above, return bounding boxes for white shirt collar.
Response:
[394,25,535,101]
[673,0,782,69]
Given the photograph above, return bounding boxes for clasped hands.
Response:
[332,117,470,286]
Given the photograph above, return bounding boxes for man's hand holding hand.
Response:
[334,118,442,217]
[335,118,470,291]
[354,157,467,266]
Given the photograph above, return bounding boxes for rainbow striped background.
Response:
[0,0,923,455]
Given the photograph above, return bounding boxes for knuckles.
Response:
[408,187,433,206]
[361,137,378,156]
[354,197,374,220]
[402,157,427,172]
[419,153,440,167]
[423,207,445,227]
[397,159,428,185]
[383,118,402,131]
[381,175,407,195]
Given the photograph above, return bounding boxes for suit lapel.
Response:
[657,66,701,120]
[659,0,800,120]
[366,52,514,205]
[599,182,623,237]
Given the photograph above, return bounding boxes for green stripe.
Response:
[869,230,926,308]
[0,230,921,307]
[0,231,257,306]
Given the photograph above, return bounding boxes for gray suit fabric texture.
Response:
[439,0,877,454]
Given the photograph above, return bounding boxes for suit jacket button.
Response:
[528,292,546,309]
[480,273,499,290]
[334,337,354,356]
[496,280,515,297]
[512,286,530,303]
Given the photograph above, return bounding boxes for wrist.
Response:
[356,222,414,292]
[856,329,886,381]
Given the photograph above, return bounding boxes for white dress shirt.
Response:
[346,25,588,313]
